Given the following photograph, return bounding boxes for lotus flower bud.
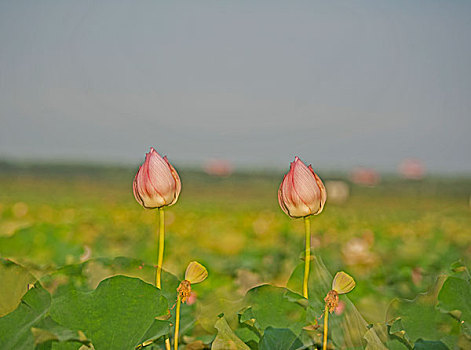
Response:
[133,147,181,209]
[278,157,327,218]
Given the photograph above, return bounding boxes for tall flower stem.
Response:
[156,207,165,288]
[174,296,182,350]
[155,208,170,350]
[323,308,329,350]
[303,215,311,299]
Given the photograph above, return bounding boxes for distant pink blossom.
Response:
[399,158,426,180]
[350,167,380,187]
[203,159,233,177]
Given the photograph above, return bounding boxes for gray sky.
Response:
[1,0,470,173]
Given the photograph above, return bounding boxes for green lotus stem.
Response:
[322,307,329,350]
[303,215,311,299]
[323,307,329,350]
[156,208,170,350]
[156,207,165,289]
[174,296,182,350]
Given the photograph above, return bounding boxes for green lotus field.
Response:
[0,163,470,349]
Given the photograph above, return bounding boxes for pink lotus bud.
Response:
[133,147,181,209]
[278,157,327,218]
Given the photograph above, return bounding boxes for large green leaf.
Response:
[413,339,449,350]
[392,301,449,342]
[258,327,303,350]
[387,278,458,346]
[363,326,388,350]
[385,339,409,350]
[240,285,306,336]
[136,319,171,348]
[212,316,250,350]
[388,298,456,345]
[39,257,183,348]
[0,258,37,317]
[234,326,259,349]
[0,282,51,350]
[49,275,168,350]
[438,276,471,334]
[32,317,90,348]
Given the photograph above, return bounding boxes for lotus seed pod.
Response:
[332,271,356,294]
[185,261,208,284]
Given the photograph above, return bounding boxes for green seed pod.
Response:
[185,261,208,284]
[332,271,355,294]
